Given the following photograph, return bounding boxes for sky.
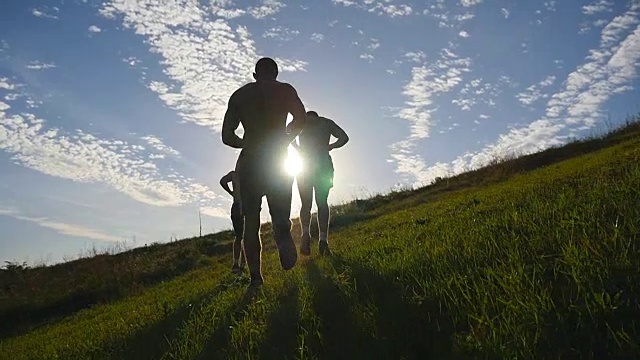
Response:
[2,0,640,265]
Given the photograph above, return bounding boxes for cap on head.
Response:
[306,111,319,117]
[254,57,278,80]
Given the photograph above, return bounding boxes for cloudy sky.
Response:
[2,0,640,265]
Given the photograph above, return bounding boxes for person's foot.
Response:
[300,234,311,256]
[319,241,331,257]
[249,274,264,289]
[278,236,298,270]
[231,263,243,274]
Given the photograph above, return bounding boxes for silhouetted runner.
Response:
[222,57,307,288]
[290,111,349,256]
[219,170,246,273]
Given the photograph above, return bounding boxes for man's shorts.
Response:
[230,201,243,239]
[298,155,334,191]
[235,149,294,218]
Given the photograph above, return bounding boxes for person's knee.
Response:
[273,216,292,231]
[243,213,260,236]
[316,197,329,211]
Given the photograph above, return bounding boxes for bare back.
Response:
[298,116,334,160]
[229,80,303,154]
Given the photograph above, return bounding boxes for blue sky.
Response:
[1,0,640,265]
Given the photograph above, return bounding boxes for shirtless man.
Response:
[222,57,307,288]
[219,170,245,273]
[290,111,349,256]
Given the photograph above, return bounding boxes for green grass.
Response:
[1,120,640,359]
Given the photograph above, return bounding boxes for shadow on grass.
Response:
[112,274,251,360]
[257,283,301,359]
[195,282,267,359]
[304,260,372,357]
[308,255,464,359]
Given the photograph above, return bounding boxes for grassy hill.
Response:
[1,118,639,359]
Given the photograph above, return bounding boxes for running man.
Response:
[291,111,349,256]
[222,57,307,288]
[219,170,245,273]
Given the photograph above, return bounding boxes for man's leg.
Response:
[238,154,264,286]
[297,176,314,255]
[230,202,245,270]
[243,209,263,284]
[266,172,297,270]
[315,170,334,256]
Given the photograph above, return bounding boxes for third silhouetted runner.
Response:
[219,169,245,273]
[290,111,349,256]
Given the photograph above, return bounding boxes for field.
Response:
[1,119,639,359]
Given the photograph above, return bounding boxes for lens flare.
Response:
[284,145,303,176]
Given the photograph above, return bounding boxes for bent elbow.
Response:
[221,131,232,146]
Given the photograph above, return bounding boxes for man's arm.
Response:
[328,120,349,151]
[219,172,234,196]
[285,121,301,148]
[285,85,307,140]
[221,94,244,149]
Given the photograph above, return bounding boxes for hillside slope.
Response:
[1,121,639,359]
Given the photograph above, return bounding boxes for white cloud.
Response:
[454,78,501,111]
[25,61,57,70]
[459,30,470,38]
[582,0,614,15]
[207,0,285,19]
[405,51,426,63]
[248,0,285,19]
[31,7,59,20]
[544,1,557,11]
[100,0,303,133]
[1,207,123,242]
[273,58,308,72]
[200,206,228,219]
[263,26,300,41]
[403,4,640,185]
[461,0,483,7]
[390,46,472,182]
[140,135,180,157]
[360,53,375,62]
[0,207,122,242]
[122,56,141,67]
[332,0,413,17]
[0,77,15,90]
[378,4,413,17]
[454,13,475,22]
[501,8,510,19]
[368,38,381,51]
[395,47,471,140]
[88,25,102,33]
[516,75,556,106]
[0,79,223,209]
[311,33,325,42]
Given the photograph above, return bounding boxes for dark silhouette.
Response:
[219,170,245,273]
[289,111,349,256]
[222,57,307,288]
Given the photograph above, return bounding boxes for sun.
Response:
[284,145,303,176]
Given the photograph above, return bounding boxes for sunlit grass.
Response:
[1,119,640,359]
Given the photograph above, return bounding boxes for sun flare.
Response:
[285,145,303,176]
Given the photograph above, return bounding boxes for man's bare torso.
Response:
[230,80,298,154]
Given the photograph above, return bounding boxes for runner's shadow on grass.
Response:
[195,279,267,359]
[257,282,301,359]
[114,274,250,360]
[304,260,378,359]
[318,255,464,359]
